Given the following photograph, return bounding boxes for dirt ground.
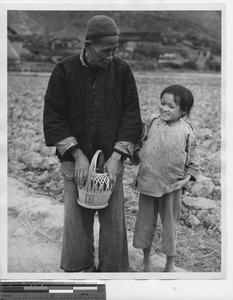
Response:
[8,215,62,273]
[7,71,221,273]
[7,177,186,273]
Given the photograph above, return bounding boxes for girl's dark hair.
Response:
[160,84,194,117]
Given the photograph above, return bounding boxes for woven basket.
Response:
[77,150,112,209]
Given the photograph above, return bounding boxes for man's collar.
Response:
[80,48,88,67]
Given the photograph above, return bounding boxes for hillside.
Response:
[8,10,221,44]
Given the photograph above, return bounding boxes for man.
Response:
[43,15,142,272]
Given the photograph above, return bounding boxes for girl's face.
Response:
[159,93,184,124]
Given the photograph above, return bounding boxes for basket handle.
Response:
[88,150,104,178]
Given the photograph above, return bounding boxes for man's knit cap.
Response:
[85,15,119,39]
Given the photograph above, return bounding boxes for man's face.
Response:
[86,36,118,68]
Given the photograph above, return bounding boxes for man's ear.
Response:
[85,40,92,49]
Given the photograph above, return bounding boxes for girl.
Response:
[132,84,200,272]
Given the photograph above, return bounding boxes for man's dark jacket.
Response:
[43,53,142,161]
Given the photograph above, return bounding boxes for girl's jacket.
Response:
[132,114,200,197]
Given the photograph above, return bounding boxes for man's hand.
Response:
[103,152,121,188]
[71,148,90,188]
[170,175,191,192]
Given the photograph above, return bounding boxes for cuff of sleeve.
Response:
[55,136,79,156]
[185,169,199,181]
[114,141,134,157]
[63,144,79,158]
[113,148,130,160]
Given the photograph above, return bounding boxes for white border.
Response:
[1,0,232,299]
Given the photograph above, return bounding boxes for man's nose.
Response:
[106,51,113,60]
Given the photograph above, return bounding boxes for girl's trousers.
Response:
[133,190,181,256]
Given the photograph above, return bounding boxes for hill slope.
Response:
[8,10,221,43]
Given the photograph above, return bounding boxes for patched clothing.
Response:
[43,50,142,162]
[133,191,181,256]
[43,49,142,272]
[135,114,200,197]
[133,114,200,255]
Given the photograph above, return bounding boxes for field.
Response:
[8,70,222,272]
